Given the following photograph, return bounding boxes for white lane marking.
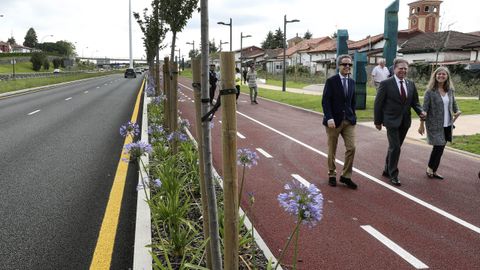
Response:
[256,148,273,158]
[84,91,89,93]
[219,120,222,124]
[191,100,194,103]
[96,86,100,88]
[179,81,480,235]
[291,174,311,187]
[361,225,429,269]
[65,97,72,101]
[237,132,246,139]
[235,111,480,235]
[28,110,41,115]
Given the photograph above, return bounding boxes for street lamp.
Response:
[41,34,54,43]
[186,41,195,57]
[217,18,232,51]
[240,32,251,72]
[282,15,300,92]
[219,40,229,52]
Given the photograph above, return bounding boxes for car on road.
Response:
[124,68,136,78]
[134,67,142,75]
[53,69,61,74]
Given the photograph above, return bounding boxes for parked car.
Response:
[124,68,136,78]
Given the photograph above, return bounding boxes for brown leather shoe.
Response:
[340,176,357,189]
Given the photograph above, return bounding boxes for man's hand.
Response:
[327,119,336,129]
[375,124,382,131]
[419,111,427,120]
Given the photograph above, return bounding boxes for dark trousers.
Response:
[385,126,409,178]
[235,85,240,100]
[209,85,216,104]
[428,145,445,172]
[428,126,451,172]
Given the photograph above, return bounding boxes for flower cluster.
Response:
[120,121,140,138]
[277,181,324,227]
[237,148,259,168]
[137,177,162,191]
[179,119,190,130]
[151,95,166,105]
[146,84,156,97]
[148,124,164,136]
[167,131,188,142]
[124,141,153,160]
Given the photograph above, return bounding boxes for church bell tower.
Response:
[408,0,442,32]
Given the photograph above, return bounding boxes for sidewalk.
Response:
[257,82,480,140]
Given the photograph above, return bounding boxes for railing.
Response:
[0,71,86,81]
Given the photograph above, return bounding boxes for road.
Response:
[0,74,142,269]
[177,77,480,270]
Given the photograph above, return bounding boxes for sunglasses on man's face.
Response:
[340,63,353,67]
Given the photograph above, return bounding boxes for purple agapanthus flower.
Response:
[237,148,259,168]
[146,85,155,97]
[124,141,153,160]
[167,131,188,142]
[277,181,324,227]
[152,178,162,188]
[179,119,190,129]
[120,121,140,137]
[148,124,164,135]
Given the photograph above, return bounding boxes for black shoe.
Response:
[382,171,389,177]
[254,100,258,104]
[432,173,444,180]
[390,177,401,186]
[328,177,337,187]
[340,176,357,189]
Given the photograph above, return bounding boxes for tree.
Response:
[188,49,199,58]
[273,28,285,48]
[209,40,218,54]
[37,41,75,56]
[303,30,313,39]
[52,58,62,69]
[30,52,46,71]
[43,59,50,70]
[7,37,16,45]
[261,31,275,49]
[23,27,38,48]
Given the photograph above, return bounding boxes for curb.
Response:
[133,81,152,270]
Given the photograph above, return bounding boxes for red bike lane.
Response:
[177,78,480,269]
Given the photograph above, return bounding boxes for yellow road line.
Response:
[90,78,146,270]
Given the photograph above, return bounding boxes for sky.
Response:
[0,0,478,60]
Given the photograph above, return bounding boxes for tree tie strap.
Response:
[201,88,236,122]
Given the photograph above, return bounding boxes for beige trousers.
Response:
[325,120,356,178]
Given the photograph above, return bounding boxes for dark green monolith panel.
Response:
[383,0,399,68]
[337,29,349,56]
[353,51,367,109]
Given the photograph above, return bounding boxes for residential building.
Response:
[0,41,11,53]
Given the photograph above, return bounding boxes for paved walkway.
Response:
[257,82,480,140]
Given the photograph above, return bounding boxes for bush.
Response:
[43,59,50,70]
[30,52,47,71]
[52,58,62,69]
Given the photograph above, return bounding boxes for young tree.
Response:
[261,31,275,49]
[7,37,16,45]
[30,52,46,71]
[273,27,285,48]
[303,30,313,39]
[209,40,218,53]
[43,59,50,70]
[23,27,38,48]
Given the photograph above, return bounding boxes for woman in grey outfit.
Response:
[418,66,461,179]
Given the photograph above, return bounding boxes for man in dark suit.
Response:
[209,64,218,105]
[321,54,357,189]
[374,58,426,186]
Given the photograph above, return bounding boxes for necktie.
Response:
[342,78,348,97]
[400,80,406,103]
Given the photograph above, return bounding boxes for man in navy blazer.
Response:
[374,58,426,186]
[322,54,357,189]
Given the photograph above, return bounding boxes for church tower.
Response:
[408,0,442,32]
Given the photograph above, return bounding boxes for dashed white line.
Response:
[84,91,89,93]
[65,97,72,101]
[256,148,273,158]
[291,174,311,187]
[361,225,429,269]
[28,110,41,115]
[237,132,246,139]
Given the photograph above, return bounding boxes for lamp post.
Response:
[219,40,229,52]
[217,18,232,51]
[41,34,54,43]
[186,41,195,57]
[282,15,300,92]
[240,32,251,72]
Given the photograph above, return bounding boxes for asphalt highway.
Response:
[0,74,142,269]
[177,77,480,270]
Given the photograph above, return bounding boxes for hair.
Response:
[378,59,386,65]
[393,58,409,68]
[336,54,352,67]
[426,66,455,92]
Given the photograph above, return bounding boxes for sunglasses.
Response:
[340,63,353,67]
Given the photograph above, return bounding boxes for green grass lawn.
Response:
[0,61,48,73]
[450,134,480,155]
